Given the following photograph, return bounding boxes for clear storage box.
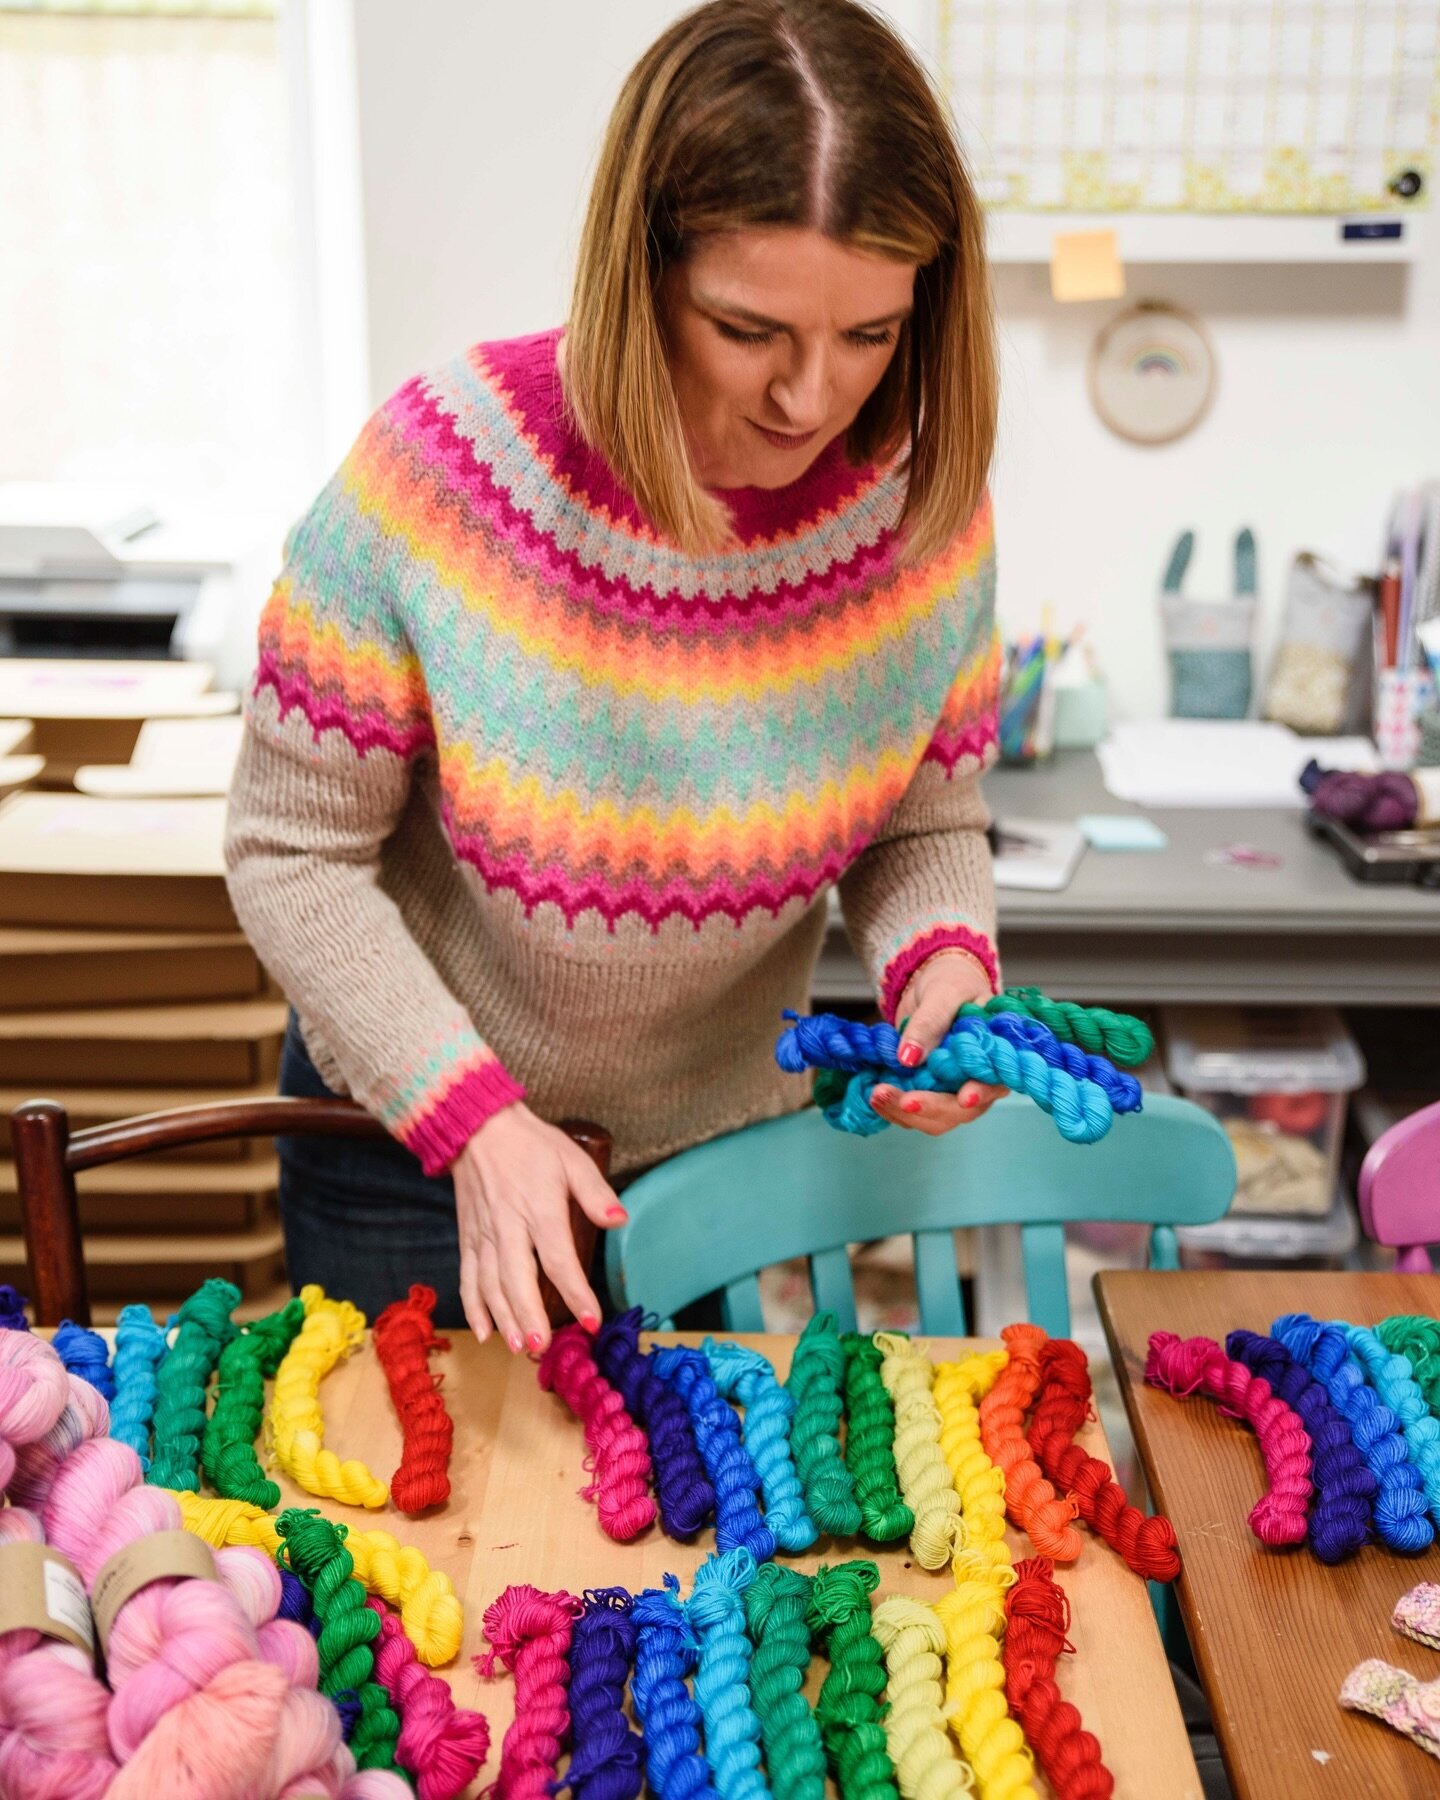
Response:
[1162,1006,1366,1219]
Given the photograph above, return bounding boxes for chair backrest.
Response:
[11,1096,610,1326]
[1358,1098,1440,1274]
[606,1092,1236,1337]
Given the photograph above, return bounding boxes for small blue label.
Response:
[1342,219,1404,241]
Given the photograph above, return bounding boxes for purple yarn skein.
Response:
[558,1587,644,1799]
[595,1307,714,1539]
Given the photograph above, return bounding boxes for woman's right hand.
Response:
[452,1103,627,1353]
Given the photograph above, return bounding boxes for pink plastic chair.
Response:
[1358,1099,1440,1273]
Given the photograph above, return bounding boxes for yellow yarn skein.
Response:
[170,1490,464,1667]
[930,1351,1036,1800]
[876,1333,962,1570]
[872,1593,977,1800]
[267,1283,388,1508]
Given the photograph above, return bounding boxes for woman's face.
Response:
[659,226,916,491]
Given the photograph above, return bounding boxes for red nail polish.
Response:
[581,1314,601,1333]
[960,1086,978,1108]
[527,1332,545,1353]
[607,1206,628,1223]
[902,1097,924,1114]
[898,1041,923,1068]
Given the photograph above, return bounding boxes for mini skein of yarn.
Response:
[1376,1316,1440,1420]
[745,1564,826,1800]
[1340,1321,1440,1529]
[979,1324,1082,1562]
[373,1284,455,1514]
[1226,1329,1375,1563]
[557,1587,643,1800]
[539,1324,657,1542]
[270,1285,390,1509]
[983,1012,1143,1112]
[1144,1332,1313,1546]
[687,1549,770,1800]
[652,1344,773,1560]
[594,1308,713,1539]
[841,1333,914,1544]
[631,1576,719,1800]
[704,1338,817,1552]
[977,988,1154,1065]
[874,1332,960,1569]
[1300,759,1418,831]
[0,1284,30,1330]
[109,1304,168,1473]
[368,1596,491,1800]
[201,1295,306,1506]
[51,1319,115,1400]
[1003,1558,1114,1799]
[784,1312,862,1537]
[1027,1338,1180,1582]
[146,1275,240,1492]
[479,1583,584,1800]
[1271,1312,1432,1556]
[806,1561,900,1800]
[870,1594,977,1800]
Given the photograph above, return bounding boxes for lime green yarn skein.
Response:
[807,1560,899,1800]
[202,1296,306,1506]
[1378,1316,1440,1419]
[145,1277,240,1492]
[746,1563,826,1800]
[785,1312,863,1537]
[276,1507,402,1773]
[841,1333,914,1543]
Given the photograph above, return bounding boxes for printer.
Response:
[0,484,281,692]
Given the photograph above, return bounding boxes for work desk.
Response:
[815,751,1438,1006]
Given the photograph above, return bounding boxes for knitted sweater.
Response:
[225,329,1000,1178]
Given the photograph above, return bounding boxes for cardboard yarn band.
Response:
[0,1538,95,1659]
[90,1527,217,1655]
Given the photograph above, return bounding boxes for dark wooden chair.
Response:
[11,1096,611,1327]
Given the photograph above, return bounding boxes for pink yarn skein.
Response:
[367,1596,489,1799]
[538,1325,656,1541]
[1145,1331,1314,1546]
[0,1330,69,1492]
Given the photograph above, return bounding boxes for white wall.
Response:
[349,1,1440,721]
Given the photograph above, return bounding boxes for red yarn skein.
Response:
[478,1584,582,1800]
[538,1325,656,1542]
[979,1323,1082,1561]
[373,1284,454,1513]
[1004,1558,1115,1798]
[1028,1338,1181,1582]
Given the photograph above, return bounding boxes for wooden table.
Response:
[1097,1270,1440,1800]
[276,1331,1198,1798]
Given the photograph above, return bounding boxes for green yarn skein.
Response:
[807,1561,899,1800]
[201,1296,306,1506]
[966,987,1154,1067]
[145,1277,240,1492]
[1378,1316,1440,1419]
[276,1507,402,1773]
[784,1313,862,1537]
[745,1564,826,1800]
[841,1333,914,1544]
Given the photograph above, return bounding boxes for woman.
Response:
[225,0,1005,1353]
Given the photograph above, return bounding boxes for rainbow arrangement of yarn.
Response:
[537,1310,1183,1799]
[0,1281,486,1800]
[775,988,1153,1144]
[1144,1311,1440,1563]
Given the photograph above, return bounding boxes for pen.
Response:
[1378,557,1401,669]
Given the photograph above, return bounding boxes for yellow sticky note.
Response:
[1050,229,1126,303]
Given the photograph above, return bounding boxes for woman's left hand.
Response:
[868,950,1008,1135]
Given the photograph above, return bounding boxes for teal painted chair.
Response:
[606,1091,1236,1335]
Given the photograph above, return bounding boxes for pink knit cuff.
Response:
[880,925,1000,1025]
[397,1057,527,1176]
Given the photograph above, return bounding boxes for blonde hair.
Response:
[563,0,997,563]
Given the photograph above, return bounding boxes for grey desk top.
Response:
[986,751,1438,936]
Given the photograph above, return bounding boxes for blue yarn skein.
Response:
[703,1339,817,1553]
[562,1587,644,1800]
[1341,1321,1440,1530]
[1272,1312,1433,1555]
[53,1318,115,1400]
[595,1307,714,1539]
[1226,1329,1375,1563]
[0,1285,30,1330]
[687,1549,771,1800]
[632,1576,721,1800]
[651,1346,775,1563]
[983,1012,1142,1111]
[109,1303,169,1471]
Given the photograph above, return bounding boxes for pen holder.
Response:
[1375,668,1438,770]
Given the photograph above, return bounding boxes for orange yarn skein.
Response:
[373,1284,454,1515]
[978,1325,1081,1562]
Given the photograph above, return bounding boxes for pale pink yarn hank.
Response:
[0,1330,70,1492]
[1145,1330,1313,1546]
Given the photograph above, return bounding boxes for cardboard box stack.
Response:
[0,668,291,1319]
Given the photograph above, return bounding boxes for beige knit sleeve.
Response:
[837,531,1002,1022]
[224,439,524,1176]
